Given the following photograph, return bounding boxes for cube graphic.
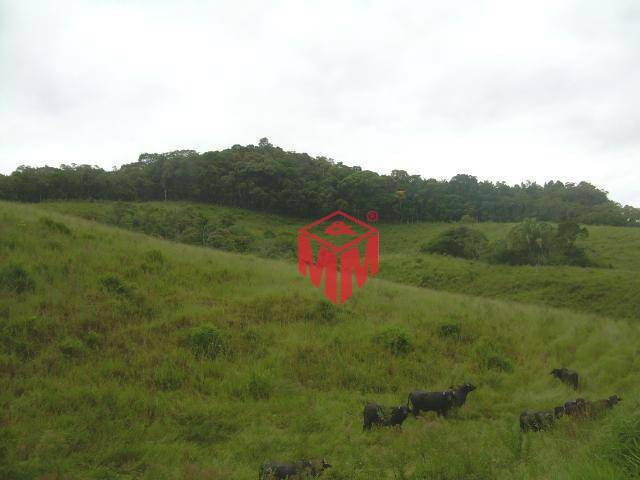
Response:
[298,210,379,304]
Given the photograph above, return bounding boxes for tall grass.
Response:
[39,200,640,320]
[0,201,638,479]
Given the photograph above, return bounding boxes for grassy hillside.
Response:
[1,201,639,479]
[40,201,640,320]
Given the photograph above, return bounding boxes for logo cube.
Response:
[298,210,379,304]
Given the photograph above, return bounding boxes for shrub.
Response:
[474,339,513,373]
[100,276,131,296]
[186,325,228,359]
[246,370,272,400]
[304,300,338,323]
[59,337,87,358]
[489,219,593,267]
[0,264,35,294]
[143,249,164,265]
[84,331,101,349]
[421,226,488,259]
[438,323,462,340]
[154,361,186,391]
[373,327,412,356]
[38,216,72,235]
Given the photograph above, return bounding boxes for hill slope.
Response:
[1,201,639,479]
[40,200,640,320]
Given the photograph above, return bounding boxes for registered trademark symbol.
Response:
[366,210,379,223]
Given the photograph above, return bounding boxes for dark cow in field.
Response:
[448,382,477,407]
[564,398,588,418]
[551,368,579,390]
[259,458,331,479]
[565,395,622,419]
[407,389,456,417]
[363,403,411,430]
[520,406,565,432]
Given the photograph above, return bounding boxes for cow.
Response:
[363,403,411,430]
[259,458,331,479]
[448,382,477,407]
[520,406,564,432]
[583,395,622,418]
[407,389,456,417]
[564,398,588,418]
[551,368,579,390]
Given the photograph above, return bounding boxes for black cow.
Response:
[259,458,331,479]
[407,390,456,417]
[584,395,622,418]
[448,383,477,407]
[564,398,587,418]
[551,368,579,390]
[520,406,564,432]
[363,403,411,430]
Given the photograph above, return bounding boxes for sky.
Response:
[1,0,639,206]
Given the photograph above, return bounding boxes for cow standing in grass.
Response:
[566,395,622,419]
[449,382,477,407]
[551,368,579,389]
[408,390,456,417]
[520,406,565,432]
[363,403,411,430]
[259,458,331,479]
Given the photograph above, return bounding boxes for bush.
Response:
[489,219,593,267]
[438,323,462,340]
[421,226,488,259]
[373,327,412,356]
[143,249,164,265]
[474,339,513,373]
[246,370,273,400]
[59,337,87,358]
[0,264,35,294]
[100,276,131,296]
[304,300,339,323]
[38,216,71,235]
[186,325,228,359]
[154,361,186,391]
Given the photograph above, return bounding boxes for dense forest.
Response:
[1,138,638,225]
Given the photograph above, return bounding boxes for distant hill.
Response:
[1,200,639,478]
[1,139,639,226]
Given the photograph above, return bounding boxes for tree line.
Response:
[1,138,638,226]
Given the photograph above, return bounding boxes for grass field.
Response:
[40,201,640,320]
[1,201,640,479]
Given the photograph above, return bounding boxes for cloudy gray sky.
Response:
[1,0,639,205]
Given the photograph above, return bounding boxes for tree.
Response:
[421,226,488,259]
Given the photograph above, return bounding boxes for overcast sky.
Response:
[1,0,639,205]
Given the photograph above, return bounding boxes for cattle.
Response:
[259,458,331,479]
[520,406,564,432]
[583,395,622,418]
[564,398,588,418]
[551,368,579,390]
[448,383,477,407]
[407,389,456,417]
[363,403,411,430]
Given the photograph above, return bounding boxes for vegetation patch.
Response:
[421,226,488,259]
[59,337,87,358]
[185,324,229,359]
[0,264,35,294]
[38,216,72,235]
[153,360,187,391]
[100,275,131,297]
[373,326,413,356]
